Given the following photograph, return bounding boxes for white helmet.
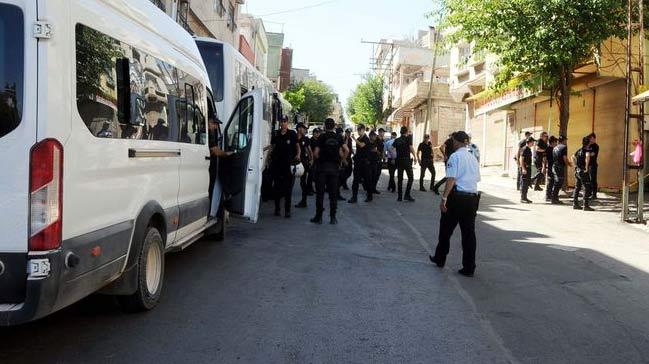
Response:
[292,162,305,178]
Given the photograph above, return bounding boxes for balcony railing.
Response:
[150,0,166,12]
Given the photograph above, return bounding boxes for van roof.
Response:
[104,0,206,72]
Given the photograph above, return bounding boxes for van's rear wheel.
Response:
[119,226,164,312]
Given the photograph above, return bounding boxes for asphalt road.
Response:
[2,170,649,364]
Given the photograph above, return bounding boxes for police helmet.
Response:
[292,162,305,178]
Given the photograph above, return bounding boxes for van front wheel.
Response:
[118,226,165,312]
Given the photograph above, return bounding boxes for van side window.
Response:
[224,96,253,152]
[75,24,206,145]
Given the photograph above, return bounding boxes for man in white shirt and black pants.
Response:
[429,131,481,277]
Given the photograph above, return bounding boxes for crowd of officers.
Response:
[268,118,452,224]
[517,131,600,211]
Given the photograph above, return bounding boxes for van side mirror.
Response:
[116,58,130,124]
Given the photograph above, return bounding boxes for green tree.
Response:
[283,85,305,113]
[442,0,627,136]
[289,80,335,124]
[347,74,384,128]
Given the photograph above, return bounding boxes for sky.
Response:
[244,0,434,107]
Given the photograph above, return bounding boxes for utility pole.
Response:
[362,40,396,112]
[622,0,646,223]
[423,26,441,138]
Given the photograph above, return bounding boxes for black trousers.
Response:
[520,166,531,200]
[351,159,372,199]
[387,159,396,191]
[434,192,479,272]
[369,161,380,192]
[551,165,565,202]
[272,164,294,212]
[545,166,555,200]
[397,158,414,198]
[298,163,310,203]
[316,166,340,217]
[419,159,435,189]
[574,170,592,207]
[532,161,544,189]
[589,164,598,197]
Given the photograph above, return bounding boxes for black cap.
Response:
[296,122,307,130]
[336,127,344,134]
[378,128,386,133]
[582,136,590,146]
[451,131,470,143]
[345,128,352,133]
[369,131,377,137]
[313,128,321,133]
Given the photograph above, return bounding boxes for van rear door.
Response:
[0,0,37,302]
[219,89,263,222]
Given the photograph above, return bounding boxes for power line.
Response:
[256,1,339,17]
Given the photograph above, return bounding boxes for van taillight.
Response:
[29,139,63,251]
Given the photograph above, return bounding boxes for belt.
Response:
[454,190,479,197]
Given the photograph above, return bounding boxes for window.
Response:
[197,41,225,103]
[0,4,24,139]
[75,24,206,144]
[224,96,253,152]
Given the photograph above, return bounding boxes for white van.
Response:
[0,0,268,325]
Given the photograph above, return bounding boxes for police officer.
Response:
[588,133,600,199]
[341,128,354,190]
[516,131,533,190]
[519,136,535,203]
[573,136,594,211]
[270,116,301,218]
[544,136,558,202]
[295,123,311,208]
[550,135,572,204]
[311,118,348,225]
[393,126,419,202]
[429,131,481,277]
[349,124,373,203]
[385,132,398,193]
[307,128,322,196]
[532,132,549,191]
[373,128,386,193]
[418,135,435,192]
[368,131,381,195]
[335,127,347,201]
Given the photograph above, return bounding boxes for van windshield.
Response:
[196,41,224,103]
[0,4,24,139]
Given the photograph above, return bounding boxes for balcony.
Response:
[400,78,450,111]
[150,0,166,12]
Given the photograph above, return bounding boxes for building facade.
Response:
[266,32,285,88]
[290,68,316,85]
[238,14,269,76]
[375,29,465,147]
[449,38,649,190]
[279,48,293,92]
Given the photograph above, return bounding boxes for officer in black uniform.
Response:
[295,123,311,208]
[368,131,381,195]
[519,136,535,203]
[550,135,571,204]
[270,117,301,217]
[349,124,373,203]
[418,135,435,192]
[544,136,558,202]
[516,131,532,190]
[393,126,419,202]
[341,128,354,190]
[373,128,386,193]
[532,132,548,191]
[307,128,321,195]
[574,136,594,211]
[311,118,348,224]
[335,127,347,201]
[588,133,600,199]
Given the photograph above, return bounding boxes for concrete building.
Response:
[238,14,269,76]
[330,94,344,125]
[267,32,285,88]
[151,0,245,48]
[448,37,649,190]
[375,29,465,147]
[291,68,316,85]
[279,48,293,92]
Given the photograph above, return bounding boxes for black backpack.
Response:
[321,133,341,163]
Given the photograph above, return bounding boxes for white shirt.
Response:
[446,147,481,193]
